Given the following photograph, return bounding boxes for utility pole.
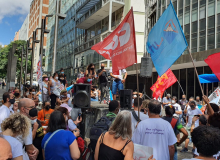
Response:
[51,0,66,74]
[24,40,29,84]
[20,46,24,90]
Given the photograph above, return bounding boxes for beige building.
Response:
[14,31,20,41]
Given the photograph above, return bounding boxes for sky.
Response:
[0,0,32,46]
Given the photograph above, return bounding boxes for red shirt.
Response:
[77,77,92,85]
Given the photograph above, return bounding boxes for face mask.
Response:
[101,66,104,69]
[45,105,50,110]
[141,109,145,112]
[87,79,92,82]
[171,100,175,104]
[61,72,64,74]
[31,119,37,125]
[190,105,195,109]
[9,98,15,104]
[90,68,94,71]
[32,92,35,95]
[45,78,48,81]
[182,98,185,100]
[14,93,20,97]
[55,77,58,80]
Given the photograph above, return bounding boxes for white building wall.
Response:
[19,14,29,41]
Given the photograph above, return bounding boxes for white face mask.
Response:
[31,119,37,125]
[171,100,175,104]
[32,92,35,95]
[55,77,58,80]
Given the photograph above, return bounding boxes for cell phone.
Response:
[78,113,82,119]
[194,115,200,117]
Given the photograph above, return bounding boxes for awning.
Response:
[198,74,219,83]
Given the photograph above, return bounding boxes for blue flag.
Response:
[199,74,219,83]
[147,2,188,76]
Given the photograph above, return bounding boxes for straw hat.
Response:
[42,74,48,78]
[60,89,67,94]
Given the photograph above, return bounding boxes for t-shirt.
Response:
[186,108,202,128]
[132,118,177,160]
[33,120,44,160]
[173,103,182,118]
[130,110,149,134]
[70,106,82,121]
[77,77,92,85]
[68,119,77,131]
[0,105,10,132]
[41,130,76,160]
[77,73,84,79]
[109,68,126,80]
[3,135,23,158]
[97,69,107,84]
[38,109,54,126]
[163,97,171,104]
[194,148,220,159]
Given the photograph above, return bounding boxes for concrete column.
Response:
[108,0,112,32]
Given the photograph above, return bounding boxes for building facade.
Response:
[45,0,146,82]
[28,0,49,77]
[14,31,20,41]
[19,14,29,41]
[125,0,220,100]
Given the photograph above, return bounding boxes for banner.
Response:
[150,69,177,98]
[92,8,137,74]
[205,52,220,81]
[37,57,42,89]
[146,2,188,76]
[133,143,153,160]
[208,87,220,106]
[199,74,219,83]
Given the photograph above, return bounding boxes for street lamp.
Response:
[24,38,33,85]
[52,0,66,74]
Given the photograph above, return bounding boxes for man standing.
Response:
[97,63,108,103]
[0,92,15,132]
[133,100,176,160]
[163,94,171,106]
[17,98,39,160]
[179,94,188,125]
[181,100,202,153]
[172,96,182,120]
[110,67,127,100]
[131,98,148,133]
[195,96,202,106]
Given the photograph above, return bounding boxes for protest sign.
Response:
[133,143,153,160]
[208,87,220,106]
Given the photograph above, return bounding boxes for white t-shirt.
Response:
[186,108,202,128]
[68,119,77,131]
[109,68,126,80]
[182,158,200,160]
[132,118,177,160]
[131,110,149,134]
[3,135,23,158]
[0,105,10,132]
[173,103,182,118]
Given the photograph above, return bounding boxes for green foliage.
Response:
[0,40,32,79]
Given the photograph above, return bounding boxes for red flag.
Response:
[92,8,137,74]
[150,69,177,98]
[204,53,220,80]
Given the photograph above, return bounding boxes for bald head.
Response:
[0,137,12,160]
[18,98,35,116]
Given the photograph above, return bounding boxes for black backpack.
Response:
[89,116,115,152]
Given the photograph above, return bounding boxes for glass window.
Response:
[173,2,177,13]
[217,33,220,44]
[179,0,183,9]
[96,21,101,35]
[200,36,205,46]
[187,68,194,98]
[218,14,220,26]
[192,22,197,33]
[192,9,198,22]
[208,2,215,16]
[90,25,95,38]
[102,17,109,32]
[208,34,215,45]
[200,0,206,6]
[192,2,198,9]
[200,19,206,31]
[192,38,197,49]
[185,0,190,6]
[218,0,220,14]
[195,67,203,98]
[185,6,190,12]
[185,24,190,36]
[200,6,206,19]
[112,12,115,27]
[185,12,190,24]
[179,15,183,25]
[180,69,186,95]
[208,16,215,29]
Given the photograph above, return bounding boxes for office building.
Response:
[19,14,29,41]
[14,31,20,41]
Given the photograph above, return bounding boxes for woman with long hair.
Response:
[85,63,96,79]
[42,111,80,160]
[94,110,134,160]
[1,113,31,160]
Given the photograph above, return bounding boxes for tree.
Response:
[0,40,32,80]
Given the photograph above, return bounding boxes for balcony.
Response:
[76,0,124,29]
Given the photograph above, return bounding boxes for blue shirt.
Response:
[41,130,76,160]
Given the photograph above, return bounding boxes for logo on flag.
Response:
[92,8,137,74]
[147,2,188,76]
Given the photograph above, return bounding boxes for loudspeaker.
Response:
[74,84,91,108]
[120,89,132,109]
[140,57,153,77]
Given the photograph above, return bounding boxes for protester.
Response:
[179,94,188,125]
[28,88,39,106]
[97,63,108,102]
[12,102,19,113]
[29,108,44,160]
[91,87,99,102]
[1,113,31,160]
[0,92,15,132]
[142,99,150,114]
[42,74,50,102]
[59,73,67,88]
[162,93,171,106]
[131,98,148,133]
[59,89,70,104]
[70,98,82,121]
[60,68,67,80]
[41,111,80,160]
[195,96,202,106]
[181,100,202,153]
[38,101,54,127]
[76,73,93,84]
[0,136,12,160]
[94,110,134,160]
[76,68,84,81]
[172,96,182,120]
[17,98,39,160]
[162,106,188,160]
[14,88,22,103]
[182,126,220,160]
[110,67,127,100]
[48,73,61,109]
[86,63,97,79]
[133,100,176,160]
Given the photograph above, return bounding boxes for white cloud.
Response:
[0,0,32,22]
[0,42,4,47]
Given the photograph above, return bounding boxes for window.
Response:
[179,15,183,25]
[218,0,220,14]
[179,0,183,15]
[185,12,190,24]
[192,9,198,22]
[185,24,190,36]
[102,17,109,32]
[200,0,206,6]
[208,2,215,16]
[185,0,190,6]
[200,6,206,19]
[192,22,197,33]
[96,22,101,35]
[208,16,215,29]
[173,1,177,13]
[200,19,206,31]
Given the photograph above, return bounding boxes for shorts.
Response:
[112,80,124,95]
[186,126,191,139]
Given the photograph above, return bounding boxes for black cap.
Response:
[29,108,38,117]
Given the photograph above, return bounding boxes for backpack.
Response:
[89,116,115,152]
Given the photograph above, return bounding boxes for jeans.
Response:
[178,114,183,124]
[174,151,177,160]
[100,83,109,102]
[112,80,123,95]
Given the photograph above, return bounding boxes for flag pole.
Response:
[188,47,204,96]
[136,63,140,119]
[177,80,185,95]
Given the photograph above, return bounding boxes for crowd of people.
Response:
[0,63,220,160]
